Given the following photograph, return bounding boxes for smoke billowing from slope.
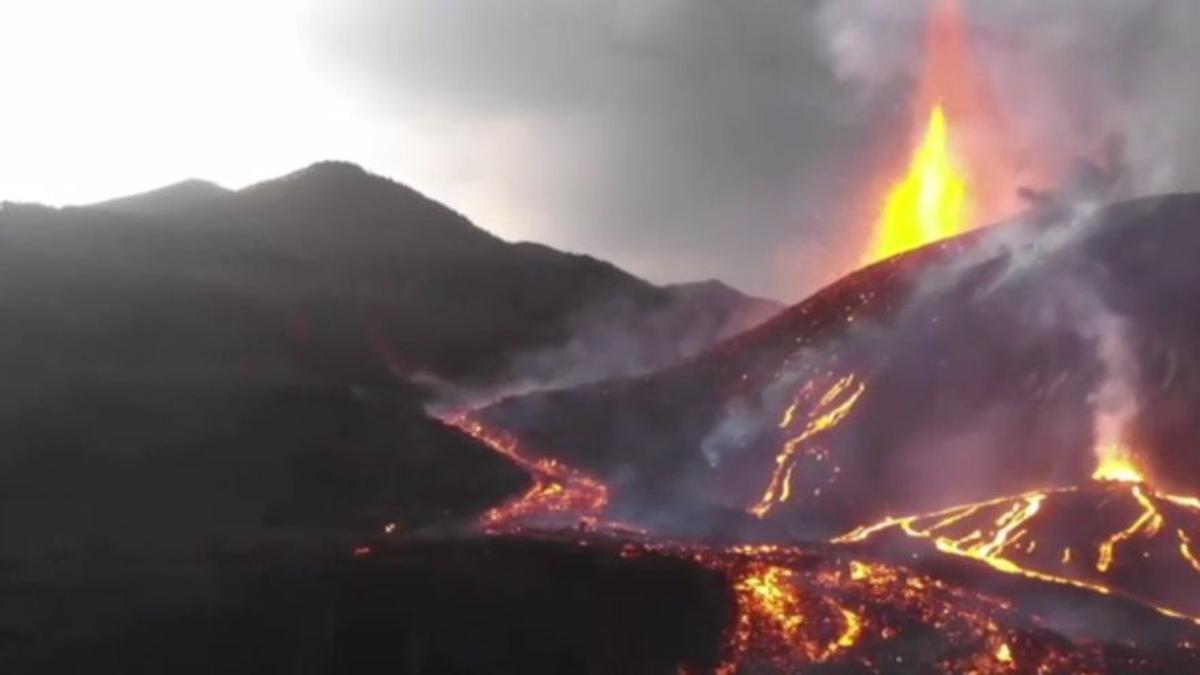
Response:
[1086,284,1143,470]
[678,197,1155,533]
[892,201,1151,495]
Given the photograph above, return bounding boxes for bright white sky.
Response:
[0,0,381,205]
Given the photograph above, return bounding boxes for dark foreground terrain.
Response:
[7,534,1200,674]
[10,179,1200,672]
[1,537,728,675]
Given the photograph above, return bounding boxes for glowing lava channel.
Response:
[750,374,866,518]
[443,413,613,532]
[834,475,1200,626]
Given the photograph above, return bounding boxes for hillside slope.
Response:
[481,195,1200,536]
[0,161,775,558]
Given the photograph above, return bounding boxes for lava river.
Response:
[835,474,1200,625]
[432,410,1200,673]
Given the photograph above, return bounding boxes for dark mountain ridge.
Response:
[0,160,777,560]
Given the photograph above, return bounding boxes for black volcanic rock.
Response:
[482,194,1200,535]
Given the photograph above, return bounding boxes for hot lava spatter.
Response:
[834,452,1200,624]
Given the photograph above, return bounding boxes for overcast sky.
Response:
[2,1,1198,300]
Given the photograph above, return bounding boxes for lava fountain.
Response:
[861,0,1050,265]
[864,104,969,263]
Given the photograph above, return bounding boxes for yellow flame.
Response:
[1092,444,1145,484]
[864,105,969,263]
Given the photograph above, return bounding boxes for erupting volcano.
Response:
[349,3,1200,672]
[463,180,1200,671]
[865,105,968,263]
[12,0,1200,672]
[862,0,1049,264]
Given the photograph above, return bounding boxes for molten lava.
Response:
[834,469,1200,624]
[440,389,1200,673]
[443,413,612,532]
[750,373,866,518]
[860,0,1049,265]
[864,105,969,263]
[621,541,1172,674]
[1092,443,1145,483]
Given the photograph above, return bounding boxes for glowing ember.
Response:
[864,105,969,263]
[995,642,1013,664]
[623,541,1143,674]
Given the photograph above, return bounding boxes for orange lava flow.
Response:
[443,413,611,532]
[711,560,873,674]
[834,477,1200,625]
[627,542,1099,674]
[749,374,866,518]
[1096,484,1162,573]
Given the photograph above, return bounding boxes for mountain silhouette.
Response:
[0,161,776,559]
[91,178,234,216]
